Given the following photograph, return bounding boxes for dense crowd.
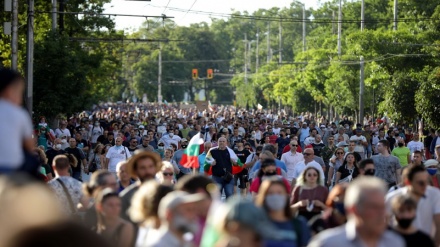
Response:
[2,67,440,247]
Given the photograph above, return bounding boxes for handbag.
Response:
[222,168,233,183]
[89,153,97,173]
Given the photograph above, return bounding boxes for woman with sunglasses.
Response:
[255,177,311,247]
[327,148,345,187]
[291,167,329,220]
[335,153,359,184]
[156,161,176,186]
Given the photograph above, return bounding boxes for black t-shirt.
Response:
[290,127,299,136]
[311,143,326,157]
[234,149,251,164]
[391,229,435,247]
[46,149,66,176]
[387,137,397,151]
[210,148,233,177]
[65,147,85,172]
[337,165,359,181]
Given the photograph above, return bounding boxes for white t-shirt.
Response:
[106,146,132,172]
[350,135,367,153]
[386,186,440,237]
[0,100,33,168]
[89,126,103,143]
[159,135,181,149]
[55,128,71,139]
[407,141,424,154]
[292,160,325,185]
[273,127,281,135]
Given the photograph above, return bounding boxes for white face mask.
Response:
[55,144,62,150]
[61,139,67,144]
[169,133,174,138]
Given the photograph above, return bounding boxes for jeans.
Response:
[72,170,82,182]
[212,175,234,199]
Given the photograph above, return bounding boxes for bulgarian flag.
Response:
[203,147,244,175]
[180,133,204,169]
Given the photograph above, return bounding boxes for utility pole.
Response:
[267,22,271,63]
[256,29,259,74]
[393,0,398,31]
[26,0,34,116]
[359,56,365,125]
[244,33,248,84]
[279,19,282,64]
[158,43,162,103]
[11,0,18,70]
[337,0,342,56]
[52,0,57,31]
[59,0,65,32]
[360,0,365,31]
[302,4,306,52]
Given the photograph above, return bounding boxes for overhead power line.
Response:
[181,0,198,21]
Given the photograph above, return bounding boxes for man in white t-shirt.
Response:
[407,133,424,155]
[350,128,368,159]
[291,148,325,187]
[280,140,304,183]
[386,165,440,246]
[105,137,132,175]
[55,120,71,139]
[159,129,181,149]
[88,121,104,148]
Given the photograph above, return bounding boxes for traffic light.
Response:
[192,69,198,80]
[207,69,213,79]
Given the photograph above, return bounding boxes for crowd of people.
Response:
[2,67,440,247]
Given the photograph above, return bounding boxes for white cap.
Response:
[139,125,145,129]
[158,191,205,219]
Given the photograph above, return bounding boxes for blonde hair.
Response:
[297,166,323,186]
[156,161,175,183]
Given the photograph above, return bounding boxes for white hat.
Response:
[424,159,439,168]
[158,191,205,219]
[139,125,145,129]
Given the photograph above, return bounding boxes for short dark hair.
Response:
[358,159,374,170]
[413,150,423,156]
[261,158,276,168]
[391,194,417,213]
[174,175,214,199]
[407,165,426,182]
[0,68,23,94]
[378,139,389,148]
[262,144,276,155]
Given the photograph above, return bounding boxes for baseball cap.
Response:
[158,191,206,219]
[139,125,145,129]
[222,128,228,133]
[320,124,326,128]
[424,159,439,168]
[224,197,283,240]
[180,138,188,143]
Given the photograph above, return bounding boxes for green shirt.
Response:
[391,147,410,166]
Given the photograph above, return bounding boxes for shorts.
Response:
[234,169,249,189]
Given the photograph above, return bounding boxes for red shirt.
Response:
[250,174,291,194]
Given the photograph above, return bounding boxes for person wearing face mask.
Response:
[392,140,411,167]
[250,158,290,197]
[390,194,435,247]
[255,178,311,247]
[159,129,181,150]
[147,191,205,247]
[155,141,166,158]
[59,134,70,150]
[173,139,191,180]
[46,138,66,178]
[425,159,440,189]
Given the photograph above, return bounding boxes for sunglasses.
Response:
[162,172,174,177]
[307,173,318,177]
[291,144,298,147]
[336,152,344,155]
[303,153,313,156]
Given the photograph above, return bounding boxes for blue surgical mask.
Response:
[265,194,287,211]
[427,168,437,176]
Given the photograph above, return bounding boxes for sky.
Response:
[104,0,329,31]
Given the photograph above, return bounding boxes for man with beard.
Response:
[119,151,162,221]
